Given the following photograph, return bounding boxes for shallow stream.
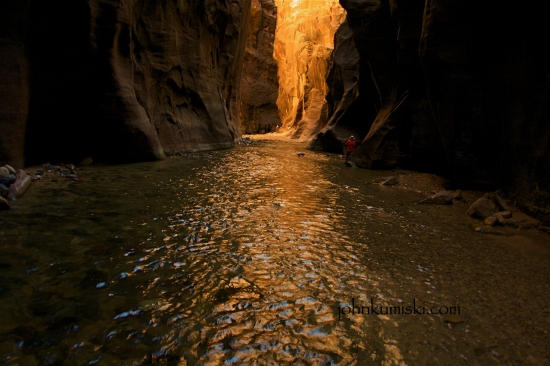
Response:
[0,139,549,365]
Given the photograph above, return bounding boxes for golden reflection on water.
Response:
[0,140,549,365]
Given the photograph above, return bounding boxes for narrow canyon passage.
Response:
[0,140,548,365]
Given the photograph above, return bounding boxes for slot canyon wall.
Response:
[239,0,280,134]
[273,0,345,140]
[0,0,251,167]
[309,0,550,223]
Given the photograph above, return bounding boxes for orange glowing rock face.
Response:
[273,0,345,140]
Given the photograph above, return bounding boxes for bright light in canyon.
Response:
[273,0,345,140]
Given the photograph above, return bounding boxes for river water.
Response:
[0,139,549,365]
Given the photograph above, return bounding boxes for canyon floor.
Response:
[0,138,549,365]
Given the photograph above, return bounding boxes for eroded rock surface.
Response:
[310,0,550,224]
[240,0,280,134]
[1,0,251,165]
[273,0,345,141]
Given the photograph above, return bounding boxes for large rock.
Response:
[466,197,498,220]
[0,167,9,179]
[1,0,251,166]
[7,170,32,200]
[239,0,280,134]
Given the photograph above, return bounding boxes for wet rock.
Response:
[79,157,93,166]
[6,169,31,200]
[4,165,16,174]
[0,166,8,178]
[372,176,399,186]
[0,196,9,210]
[484,211,512,226]
[467,198,498,219]
[417,190,454,205]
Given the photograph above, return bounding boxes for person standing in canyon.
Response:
[345,135,356,164]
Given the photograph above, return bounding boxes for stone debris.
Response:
[0,164,35,208]
[238,137,254,145]
[0,161,83,210]
[468,191,540,229]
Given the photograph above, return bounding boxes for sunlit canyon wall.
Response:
[273,0,345,140]
[310,0,550,223]
[0,0,251,166]
[239,0,280,134]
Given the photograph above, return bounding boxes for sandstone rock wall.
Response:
[311,0,550,222]
[239,0,280,134]
[273,0,345,141]
[0,1,31,169]
[0,0,251,166]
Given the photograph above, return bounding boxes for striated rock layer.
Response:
[273,0,345,141]
[239,0,280,134]
[0,0,251,165]
[310,0,550,223]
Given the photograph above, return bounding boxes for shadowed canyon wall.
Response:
[0,0,250,166]
[310,0,550,222]
[239,0,280,134]
[273,0,345,140]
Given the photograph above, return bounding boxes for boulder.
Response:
[4,165,16,174]
[7,169,31,200]
[0,167,9,179]
[467,198,498,219]
[417,190,454,205]
[0,196,9,210]
[483,211,512,226]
